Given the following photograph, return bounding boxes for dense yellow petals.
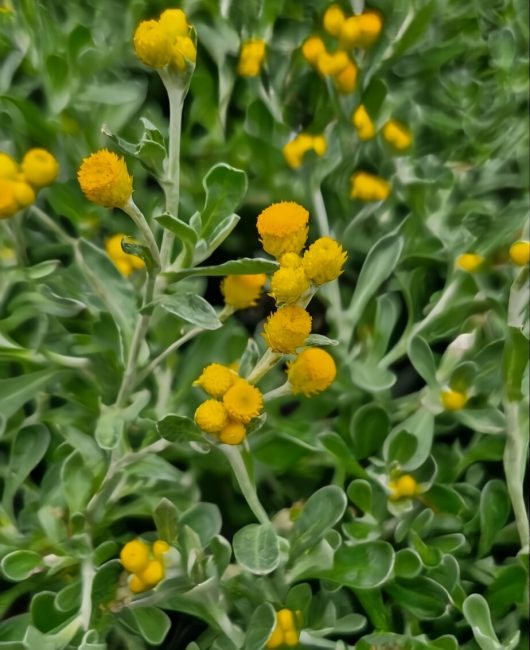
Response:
[223,379,264,424]
[383,120,412,150]
[455,253,484,273]
[263,305,312,353]
[287,348,336,396]
[120,540,150,573]
[78,150,133,208]
[221,274,267,309]
[257,201,309,258]
[440,388,468,411]
[303,237,347,285]
[195,399,229,433]
[194,363,237,398]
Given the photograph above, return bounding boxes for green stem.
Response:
[30,205,75,245]
[222,445,270,525]
[122,199,161,270]
[79,558,95,630]
[246,348,281,384]
[354,588,390,630]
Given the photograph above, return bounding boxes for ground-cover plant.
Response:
[0,1,528,649]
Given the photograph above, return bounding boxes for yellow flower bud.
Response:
[334,61,358,93]
[287,348,336,396]
[316,50,349,77]
[350,171,390,201]
[133,19,172,68]
[0,152,19,180]
[194,363,237,398]
[21,148,59,188]
[171,35,197,71]
[223,379,263,424]
[455,253,484,273]
[282,134,315,169]
[266,609,300,649]
[257,201,310,258]
[302,36,326,65]
[120,540,150,573]
[221,274,267,310]
[77,150,133,208]
[440,388,468,411]
[509,240,530,266]
[280,252,303,269]
[323,4,345,36]
[0,180,21,219]
[357,11,383,47]
[195,399,228,434]
[339,16,362,48]
[388,474,420,500]
[263,305,312,354]
[129,574,147,593]
[12,181,35,208]
[383,120,412,151]
[153,540,170,559]
[312,135,327,156]
[138,559,165,587]
[159,8,189,38]
[352,105,376,140]
[238,39,266,77]
[270,266,310,304]
[218,419,247,445]
[105,234,145,276]
[303,236,347,285]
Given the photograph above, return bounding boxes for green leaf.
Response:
[1,551,43,582]
[156,293,222,330]
[347,480,372,513]
[61,452,93,515]
[153,498,179,543]
[157,414,203,444]
[45,54,69,113]
[478,480,511,556]
[102,118,167,176]
[200,163,248,238]
[304,334,339,347]
[384,409,435,470]
[408,336,437,386]
[244,603,276,650]
[130,608,171,646]
[163,257,278,283]
[362,78,387,119]
[240,338,261,379]
[385,429,418,467]
[386,577,450,619]
[180,503,222,548]
[233,524,280,575]
[486,564,528,618]
[0,372,59,420]
[155,213,198,247]
[30,592,72,633]
[394,549,422,579]
[388,2,437,60]
[325,541,394,589]
[94,411,124,451]
[488,28,516,70]
[350,404,390,459]
[463,594,503,650]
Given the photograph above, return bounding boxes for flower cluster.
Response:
[350,171,390,201]
[194,364,264,444]
[352,105,412,152]
[133,8,196,71]
[221,273,267,310]
[302,36,357,94]
[77,149,132,209]
[282,133,327,169]
[0,149,59,219]
[323,4,383,49]
[266,609,301,649]
[105,234,145,276]
[440,387,468,411]
[120,539,170,593]
[237,39,266,77]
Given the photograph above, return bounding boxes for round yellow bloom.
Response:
[120,540,150,573]
[21,148,59,188]
[312,135,327,156]
[302,36,326,65]
[171,36,197,71]
[283,133,325,169]
[316,50,349,77]
[257,201,310,258]
[303,236,347,285]
[350,171,390,201]
[509,240,530,266]
[323,4,345,36]
[389,475,419,500]
[12,181,35,208]
[339,16,361,48]
[0,180,19,219]
[0,152,18,179]
[456,253,484,273]
[270,266,310,304]
[221,274,267,310]
[263,305,312,354]
[383,120,412,151]
[334,62,357,94]
[195,399,228,434]
[287,348,336,396]
[139,559,165,587]
[159,8,189,37]
[280,252,303,269]
[357,11,383,47]
[223,379,263,424]
[105,234,145,276]
[440,388,468,411]
[77,150,132,208]
[218,419,247,445]
[352,105,376,140]
[153,540,170,559]
[129,574,147,593]
[238,39,266,77]
[194,363,237,398]
[267,609,300,649]
[133,19,172,68]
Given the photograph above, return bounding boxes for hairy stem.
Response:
[222,445,270,526]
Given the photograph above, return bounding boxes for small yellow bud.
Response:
[153,540,170,559]
[339,16,362,48]
[194,363,237,398]
[105,234,145,277]
[139,559,165,587]
[312,135,327,156]
[350,171,390,201]
[257,201,309,258]
[303,236,347,285]
[171,36,197,71]
[223,379,264,424]
[129,574,147,593]
[323,4,345,36]
[120,540,150,573]
[287,348,337,396]
[195,399,228,434]
[357,11,383,47]
[316,50,349,77]
[302,36,326,65]
[382,120,412,151]
[334,60,357,93]
[0,152,19,180]
[21,148,59,188]
[263,305,312,354]
[352,105,376,140]
[218,419,247,445]
[440,388,468,411]
[389,474,419,500]
[270,266,310,304]
[133,19,172,68]
[238,39,266,77]
[509,240,530,266]
[221,274,267,310]
[12,181,35,208]
[159,8,189,38]
[455,253,484,273]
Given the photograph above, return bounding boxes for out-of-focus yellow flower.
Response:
[195,399,228,434]
[323,4,346,36]
[138,559,165,587]
[237,39,266,77]
[223,379,263,424]
[0,152,18,180]
[218,419,247,445]
[440,388,468,411]
[105,234,145,276]
[357,11,383,48]
[170,36,197,70]
[78,150,133,208]
[455,253,484,273]
[12,181,35,208]
[303,236,347,285]
[283,134,327,169]
[129,574,147,593]
[194,363,237,398]
[121,539,169,594]
[267,609,301,649]
[120,540,150,573]
[302,36,326,65]
[509,240,530,266]
[159,8,189,37]
[263,305,312,353]
[287,348,336,396]
[350,171,390,201]
[133,19,172,68]
[257,201,310,258]
[339,16,361,48]
[21,148,59,188]
[152,540,170,559]
[221,274,267,310]
[316,50,349,77]
[334,60,358,93]
[0,180,20,219]
[388,475,420,500]
[352,104,376,140]
[383,120,412,151]
[270,265,310,305]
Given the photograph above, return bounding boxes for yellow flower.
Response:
[455,253,484,273]
[170,35,197,70]
[302,36,326,65]
[138,559,165,587]
[133,19,172,68]
[280,252,303,269]
[383,120,412,151]
[120,540,150,573]
[323,4,345,36]
[270,266,310,304]
[223,379,263,424]
[152,540,170,559]
[194,363,237,398]
[303,236,347,285]
[509,240,530,266]
[388,475,420,500]
[357,11,383,48]
[77,150,133,208]
[312,135,327,156]
[105,234,145,276]
[334,60,357,93]
[350,171,390,201]
[218,419,247,445]
[0,179,20,219]
[352,105,376,140]
[221,274,267,310]
[21,148,59,188]
[129,574,147,593]
[440,388,468,411]
[283,133,327,169]
[316,50,349,77]
[267,609,300,649]
[13,181,35,208]
[238,39,266,77]
[195,399,228,434]
[287,348,336,396]
[263,305,312,354]
[257,201,310,258]
[0,152,18,179]
[339,16,361,48]
[159,8,189,37]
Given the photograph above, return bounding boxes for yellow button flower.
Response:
[170,35,197,70]
[455,253,484,273]
[194,363,237,398]
[270,266,310,304]
[105,234,145,276]
[339,16,361,48]
[267,609,300,649]
[120,540,150,573]
[316,50,349,77]
[509,240,530,266]
[257,201,310,258]
[323,4,346,36]
[350,171,390,201]
[223,379,263,424]
[77,150,133,208]
[312,135,327,156]
[303,236,347,285]
[388,474,420,500]
[21,148,59,188]
[280,252,303,269]
[352,104,376,140]
[0,179,20,219]
[263,305,312,354]
[357,11,383,47]
[334,60,357,93]
[138,559,165,587]
[129,574,147,593]
[302,36,326,65]
[159,8,189,37]
[153,540,170,559]
[218,419,247,445]
[13,181,35,208]
[287,348,336,396]
[440,388,468,411]
[382,120,412,151]
[221,274,267,310]
[238,39,266,77]
[195,399,228,433]
[0,152,18,180]
[133,19,172,68]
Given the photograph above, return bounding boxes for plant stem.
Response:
[30,205,75,245]
[79,558,95,630]
[246,348,281,384]
[222,445,270,526]
[122,199,161,270]
[263,382,292,402]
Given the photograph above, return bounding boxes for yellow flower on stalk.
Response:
[455,253,484,273]
[388,474,420,500]
[287,348,336,396]
[21,148,59,187]
[267,609,301,649]
[302,36,326,65]
[283,133,327,169]
[105,234,145,276]
[323,4,346,36]
[223,379,263,424]
[120,540,150,573]
[152,540,170,559]
[221,274,267,310]
[133,19,172,68]
[350,171,390,201]
[382,120,412,151]
[195,399,228,434]
[270,265,310,304]
[263,305,312,354]
[237,39,266,77]
[303,236,347,285]
[334,60,357,93]
[352,105,376,140]
[257,201,310,258]
[218,419,247,445]
[0,180,19,219]
[138,559,165,587]
[0,152,18,179]
[77,150,133,208]
[316,50,349,77]
[159,8,189,37]
[194,363,237,398]
[357,11,383,47]
[122,538,170,593]
[509,240,530,266]
[13,181,35,208]
[440,388,468,411]
[170,35,197,70]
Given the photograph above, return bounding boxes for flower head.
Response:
[238,39,266,77]
[78,150,132,208]
[440,388,468,411]
[455,253,484,273]
[383,120,412,151]
[316,50,349,77]
[194,399,228,433]
[194,363,237,398]
[287,348,336,396]
[509,240,530,266]
[120,539,150,573]
[352,105,376,140]
[270,266,310,304]
[267,609,301,649]
[302,36,326,65]
[0,152,18,180]
[339,16,361,48]
[153,540,170,559]
[170,35,197,70]
[357,11,383,47]
[12,181,35,208]
[263,305,312,353]
[133,19,172,68]
[218,419,247,445]
[138,559,165,587]
[350,171,390,201]
[283,133,326,169]
[334,60,357,93]
[21,148,59,188]
[303,237,347,285]
[223,379,263,424]
[257,201,310,258]
[323,4,345,36]
[0,180,20,219]
[105,234,145,276]
[388,475,420,500]
[159,8,189,37]
[221,274,267,310]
